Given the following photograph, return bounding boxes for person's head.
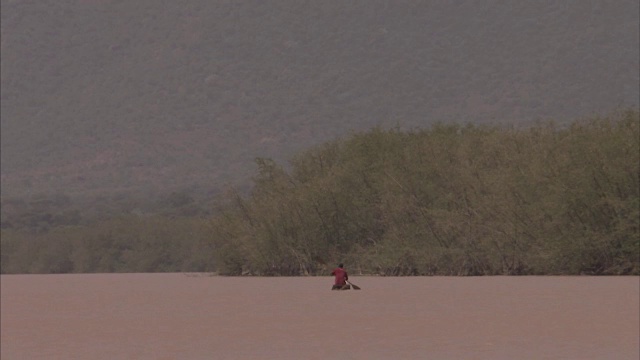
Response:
[338,263,344,268]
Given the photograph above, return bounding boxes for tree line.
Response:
[2,110,638,275]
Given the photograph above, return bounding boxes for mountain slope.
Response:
[2,0,638,199]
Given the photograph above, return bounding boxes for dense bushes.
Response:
[209,110,639,275]
[2,111,638,275]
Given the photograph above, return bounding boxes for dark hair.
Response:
[338,263,344,268]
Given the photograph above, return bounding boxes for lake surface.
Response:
[1,274,638,359]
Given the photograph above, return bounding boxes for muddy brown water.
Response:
[1,274,638,360]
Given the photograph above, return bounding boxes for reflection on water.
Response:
[2,274,638,360]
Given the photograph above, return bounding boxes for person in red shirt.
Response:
[331,263,349,290]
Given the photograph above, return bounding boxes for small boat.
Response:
[331,284,351,290]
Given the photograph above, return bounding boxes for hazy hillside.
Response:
[2,0,638,201]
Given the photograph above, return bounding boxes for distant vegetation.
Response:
[2,111,638,275]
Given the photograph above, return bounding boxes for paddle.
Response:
[346,280,361,290]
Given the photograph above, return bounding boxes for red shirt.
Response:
[331,267,348,286]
